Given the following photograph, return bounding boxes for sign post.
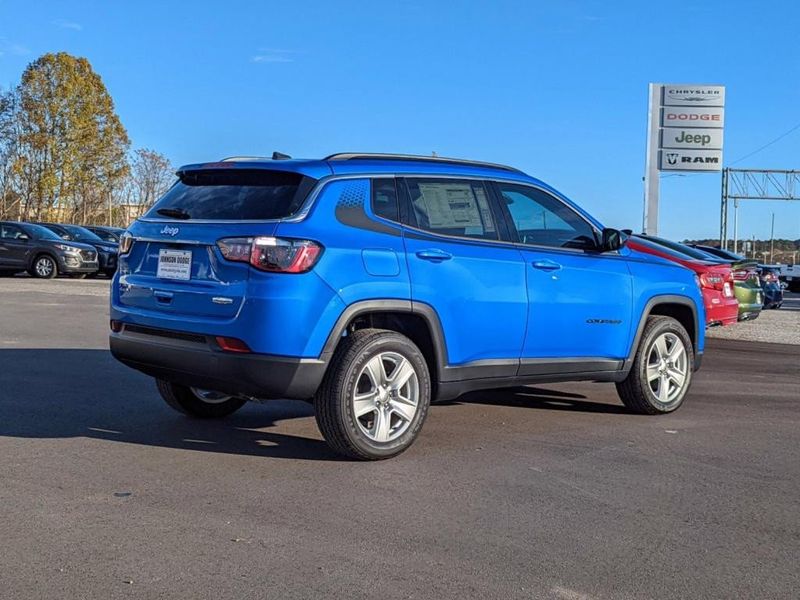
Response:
[642,83,725,235]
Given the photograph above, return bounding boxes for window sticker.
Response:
[416,183,483,229]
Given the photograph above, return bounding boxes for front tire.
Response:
[314,329,431,460]
[616,316,694,415]
[155,379,246,418]
[31,255,58,279]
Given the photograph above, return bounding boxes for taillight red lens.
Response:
[699,273,725,290]
[217,237,322,273]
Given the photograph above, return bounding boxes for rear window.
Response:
[145,169,317,221]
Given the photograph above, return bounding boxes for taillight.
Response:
[699,273,725,290]
[215,336,251,353]
[732,269,757,282]
[217,236,322,273]
[119,231,133,254]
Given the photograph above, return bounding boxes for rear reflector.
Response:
[215,336,251,353]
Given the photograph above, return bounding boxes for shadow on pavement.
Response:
[0,349,339,461]
[451,386,629,414]
[0,349,631,459]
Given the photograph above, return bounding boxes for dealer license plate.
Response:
[157,249,192,281]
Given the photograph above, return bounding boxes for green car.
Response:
[689,245,762,321]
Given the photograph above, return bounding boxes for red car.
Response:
[628,235,738,328]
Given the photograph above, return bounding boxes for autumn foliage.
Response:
[0,52,173,226]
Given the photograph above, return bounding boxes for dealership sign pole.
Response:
[643,83,725,235]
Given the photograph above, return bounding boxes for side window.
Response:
[404,178,497,240]
[1,225,23,239]
[497,183,597,250]
[371,178,399,222]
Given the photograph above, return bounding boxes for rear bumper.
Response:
[109,326,326,400]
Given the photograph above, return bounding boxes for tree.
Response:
[130,148,174,209]
[13,52,130,221]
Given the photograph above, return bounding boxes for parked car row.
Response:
[624,234,783,328]
[0,221,123,278]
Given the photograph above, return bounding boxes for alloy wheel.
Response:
[646,332,688,404]
[352,351,419,443]
[35,257,54,277]
[190,388,234,404]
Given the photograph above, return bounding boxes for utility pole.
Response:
[769,212,775,264]
[643,83,661,235]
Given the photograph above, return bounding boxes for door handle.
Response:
[532,260,562,271]
[416,249,453,262]
[153,290,174,304]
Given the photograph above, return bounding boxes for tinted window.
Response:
[372,178,399,222]
[497,183,597,250]
[405,178,497,240]
[22,224,62,241]
[1,224,25,239]
[646,236,724,262]
[89,228,120,242]
[145,169,316,221]
[63,225,104,243]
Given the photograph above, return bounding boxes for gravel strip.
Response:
[707,292,799,346]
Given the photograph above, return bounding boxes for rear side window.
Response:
[404,178,497,240]
[372,178,399,222]
[145,170,316,221]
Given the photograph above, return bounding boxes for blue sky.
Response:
[2,0,799,241]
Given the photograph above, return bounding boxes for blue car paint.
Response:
[112,157,704,373]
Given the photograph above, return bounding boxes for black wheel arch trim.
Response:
[623,294,702,373]
[319,299,448,375]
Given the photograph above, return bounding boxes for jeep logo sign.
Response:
[661,127,723,150]
[160,225,180,237]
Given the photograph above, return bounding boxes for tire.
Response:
[155,379,246,418]
[314,328,431,460]
[30,254,58,279]
[616,315,694,415]
[70,273,87,279]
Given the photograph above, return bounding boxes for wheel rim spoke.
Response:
[389,398,416,422]
[353,393,376,418]
[646,363,660,382]
[372,408,392,442]
[353,350,419,444]
[389,358,415,391]
[648,332,688,403]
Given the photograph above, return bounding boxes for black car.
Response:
[35,223,119,277]
[0,221,99,279]
[84,225,125,243]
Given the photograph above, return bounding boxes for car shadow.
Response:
[445,386,629,414]
[0,349,628,460]
[0,349,340,461]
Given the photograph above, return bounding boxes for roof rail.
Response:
[324,153,522,173]
[221,151,292,162]
[220,156,270,162]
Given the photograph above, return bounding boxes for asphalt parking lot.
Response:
[1,278,799,600]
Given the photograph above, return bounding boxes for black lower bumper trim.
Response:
[110,332,326,400]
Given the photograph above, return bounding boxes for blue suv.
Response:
[110,153,705,460]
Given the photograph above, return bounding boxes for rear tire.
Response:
[616,316,694,415]
[314,328,431,460]
[30,255,57,279]
[155,379,246,418]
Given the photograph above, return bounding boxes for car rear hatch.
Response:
[118,167,318,319]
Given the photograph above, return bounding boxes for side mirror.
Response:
[599,228,624,252]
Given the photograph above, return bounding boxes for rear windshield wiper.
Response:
[156,208,191,220]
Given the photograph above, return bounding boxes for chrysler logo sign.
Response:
[160,225,180,236]
[665,88,722,103]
